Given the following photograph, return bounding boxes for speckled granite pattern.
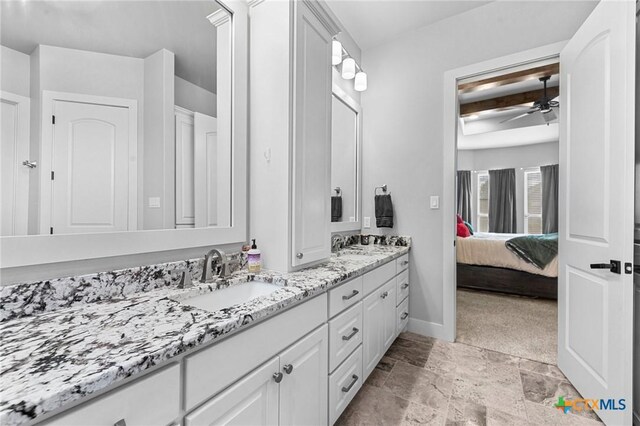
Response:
[0,243,409,425]
[0,253,244,323]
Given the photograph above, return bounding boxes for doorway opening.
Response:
[454,59,560,365]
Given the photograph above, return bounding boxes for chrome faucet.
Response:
[332,234,344,252]
[201,248,230,282]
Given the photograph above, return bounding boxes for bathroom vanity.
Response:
[0,241,410,425]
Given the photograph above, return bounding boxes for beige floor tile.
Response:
[518,358,565,379]
[385,337,434,368]
[383,361,453,410]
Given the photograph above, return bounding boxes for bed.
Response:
[456,232,558,299]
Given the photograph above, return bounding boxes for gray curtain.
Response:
[541,164,559,233]
[488,168,517,233]
[456,170,472,223]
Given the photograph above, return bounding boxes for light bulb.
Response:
[342,58,356,80]
[354,71,367,91]
[332,40,343,66]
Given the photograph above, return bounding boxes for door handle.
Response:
[590,260,621,274]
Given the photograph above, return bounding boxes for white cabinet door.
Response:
[362,288,384,379]
[185,357,280,426]
[291,1,332,267]
[175,107,195,227]
[381,279,397,351]
[279,325,328,426]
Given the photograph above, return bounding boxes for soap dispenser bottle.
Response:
[248,239,262,274]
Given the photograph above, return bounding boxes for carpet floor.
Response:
[456,289,557,364]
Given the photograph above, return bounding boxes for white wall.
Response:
[457,141,559,233]
[360,1,597,338]
[175,76,216,117]
[1,46,30,97]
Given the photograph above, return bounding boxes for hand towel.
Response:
[331,196,342,222]
[375,194,394,228]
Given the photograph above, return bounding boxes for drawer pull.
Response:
[273,372,283,383]
[114,420,127,426]
[401,283,409,289]
[401,260,409,266]
[283,364,294,374]
[341,374,359,393]
[380,291,389,299]
[401,312,409,320]
[342,290,359,300]
[342,327,359,341]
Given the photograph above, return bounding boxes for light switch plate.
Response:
[430,196,439,209]
[148,197,161,208]
[363,216,371,228]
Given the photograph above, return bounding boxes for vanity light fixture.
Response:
[342,58,356,80]
[332,40,343,66]
[354,71,367,91]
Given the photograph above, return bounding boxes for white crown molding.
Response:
[208,9,231,26]
[301,0,340,36]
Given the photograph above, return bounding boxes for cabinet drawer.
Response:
[396,269,409,305]
[362,260,396,295]
[328,276,363,318]
[397,297,409,333]
[396,254,409,273]
[329,302,363,372]
[42,364,180,426]
[329,345,363,425]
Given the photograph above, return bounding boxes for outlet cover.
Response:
[363,216,371,228]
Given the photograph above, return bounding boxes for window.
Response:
[524,168,542,234]
[476,172,489,232]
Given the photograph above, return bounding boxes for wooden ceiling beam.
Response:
[459,86,559,117]
[458,63,559,94]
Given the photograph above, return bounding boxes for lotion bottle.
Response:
[247,239,262,274]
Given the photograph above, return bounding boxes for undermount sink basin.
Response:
[181,281,281,312]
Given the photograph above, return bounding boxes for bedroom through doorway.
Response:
[455,59,559,365]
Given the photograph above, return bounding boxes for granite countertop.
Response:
[0,243,409,425]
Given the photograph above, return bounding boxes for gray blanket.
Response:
[505,233,558,269]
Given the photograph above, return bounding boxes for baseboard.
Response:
[407,317,454,342]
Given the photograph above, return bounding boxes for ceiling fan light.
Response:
[354,71,367,91]
[342,58,356,80]
[332,40,343,66]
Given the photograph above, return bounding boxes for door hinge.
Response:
[50,171,55,180]
[50,227,53,235]
[52,115,55,125]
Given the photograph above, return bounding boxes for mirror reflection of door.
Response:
[331,94,358,223]
[0,0,233,235]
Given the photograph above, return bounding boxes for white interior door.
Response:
[558,2,635,424]
[1,92,30,236]
[51,100,131,234]
[175,107,195,227]
[193,112,219,228]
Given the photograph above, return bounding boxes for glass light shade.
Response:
[331,40,343,66]
[354,71,367,91]
[341,58,356,80]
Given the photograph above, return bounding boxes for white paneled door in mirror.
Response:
[0,0,232,236]
[331,85,362,233]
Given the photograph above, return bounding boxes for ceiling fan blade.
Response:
[542,109,557,123]
[500,109,536,124]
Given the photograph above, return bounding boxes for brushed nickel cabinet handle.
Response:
[342,327,359,341]
[342,375,358,392]
[401,312,409,320]
[401,283,409,289]
[296,252,304,259]
[380,291,389,299]
[342,290,359,300]
[401,260,409,266]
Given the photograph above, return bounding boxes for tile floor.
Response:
[336,332,602,425]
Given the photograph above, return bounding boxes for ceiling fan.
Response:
[500,76,559,124]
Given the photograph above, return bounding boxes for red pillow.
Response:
[457,222,471,238]
[456,214,464,224]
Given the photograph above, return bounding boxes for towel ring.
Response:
[334,187,342,195]
[374,184,388,196]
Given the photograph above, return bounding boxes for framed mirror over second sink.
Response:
[330,84,362,233]
[0,0,249,270]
